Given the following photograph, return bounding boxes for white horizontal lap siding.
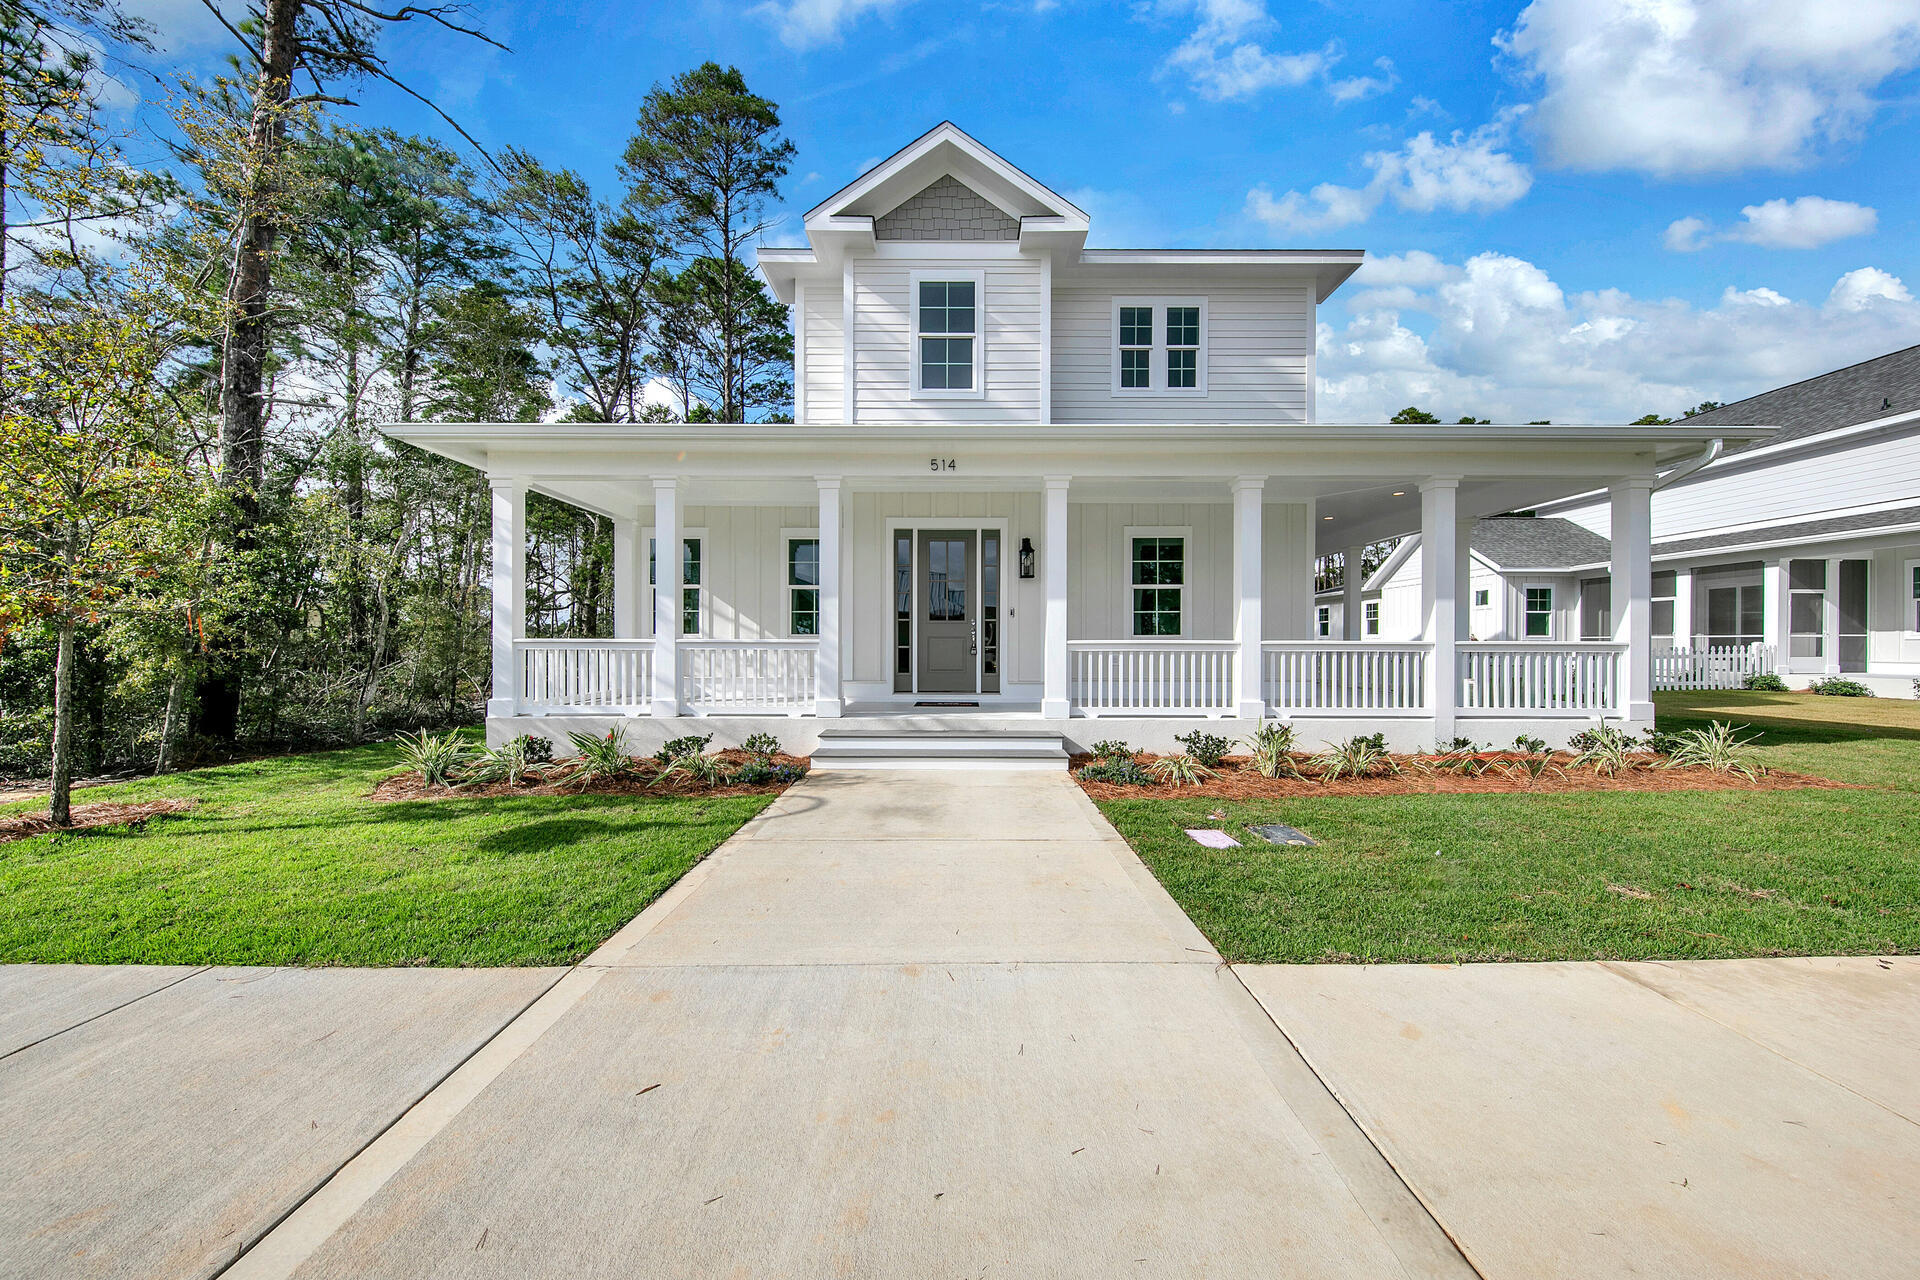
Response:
[802,284,843,425]
[1649,433,1920,541]
[1051,278,1312,424]
[851,258,1041,424]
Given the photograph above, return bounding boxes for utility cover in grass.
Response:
[1185,828,1240,848]
[1248,823,1318,847]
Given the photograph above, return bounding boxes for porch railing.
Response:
[1652,643,1776,691]
[1069,641,1237,716]
[1263,641,1429,714]
[1457,642,1622,716]
[681,640,817,714]
[516,639,652,715]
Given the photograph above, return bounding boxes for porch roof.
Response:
[382,420,1771,556]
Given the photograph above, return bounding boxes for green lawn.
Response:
[0,741,770,967]
[1099,692,1920,964]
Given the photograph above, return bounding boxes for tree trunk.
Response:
[156,660,190,773]
[48,617,75,827]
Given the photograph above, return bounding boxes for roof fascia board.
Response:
[804,122,1088,229]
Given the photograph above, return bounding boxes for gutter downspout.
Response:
[1653,437,1723,490]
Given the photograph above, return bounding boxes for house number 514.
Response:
[929,457,957,472]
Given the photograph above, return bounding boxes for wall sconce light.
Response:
[1018,537,1036,579]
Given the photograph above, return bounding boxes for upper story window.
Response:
[913,274,983,398]
[1112,297,1206,396]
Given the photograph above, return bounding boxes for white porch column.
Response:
[487,476,525,718]
[1610,477,1655,722]
[1042,475,1071,719]
[650,477,681,718]
[1822,556,1843,676]
[1342,543,1364,640]
[612,517,641,639]
[1232,477,1265,719]
[1420,478,1459,743]
[815,476,844,717]
[1672,567,1695,648]
[1762,558,1791,673]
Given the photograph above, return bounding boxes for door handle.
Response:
[969,620,977,657]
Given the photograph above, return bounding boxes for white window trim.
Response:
[782,527,821,639]
[1906,558,1920,636]
[1110,296,1207,397]
[1316,605,1331,637]
[1472,587,1491,608]
[645,526,709,638]
[1123,524,1191,637]
[910,269,986,400]
[1522,582,1555,640]
[1363,600,1380,637]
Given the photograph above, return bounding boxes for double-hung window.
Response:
[787,537,819,636]
[649,535,703,636]
[914,275,981,396]
[1129,532,1186,636]
[1524,585,1553,638]
[1363,601,1380,636]
[1112,297,1206,395]
[1316,605,1331,637]
[1907,561,1920,633]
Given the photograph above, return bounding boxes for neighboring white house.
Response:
[1371,346,1920,697]
[384,123,1757,761]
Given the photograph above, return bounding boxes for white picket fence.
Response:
[1652,643,1777,691]
[1068,641,1237,715]
[680,641,817,714]
[1457,642,1622,716]
[1263,642,1429,714]
[516,639,653,714]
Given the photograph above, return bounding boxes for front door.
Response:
[918,530,976,694]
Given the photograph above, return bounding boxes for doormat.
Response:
[1248,823,1318,847]
[915,701,980,707]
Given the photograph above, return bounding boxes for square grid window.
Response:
[917,280,975,391]
[1166,306,1199,389]
[787,538,819,636]
[1909,562,1920,632]
[1524,586,1553,638]
[1131,537,1184,636]
[1114,298,1204,394]
[1364,601,1380,636]
[649,537,703,637]
[1119,306,1152,389]
[1316,606,1331,638]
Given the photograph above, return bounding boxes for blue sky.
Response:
[135,0,1920,422]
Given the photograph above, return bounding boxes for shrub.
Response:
[655,750,728,787]
[1242,722,1300,779]
[565,729,636,788]
[1742,672,1788,692]
[734,759,806,786]
[1311,733,1393,781]
[1809,677,1873,698]
[1148,753,1217,786]
[656,733,714,763]
[507,732,553,764]
[1090,738,1136,763]
[396,728,470,788]
[1663,720,1764,779]
[1078,758,1154,786]
[741,732,782,759]
[1434,735,1480,754]
[1569,723,1635,777]
[1639,729,1684,757]
[1173,730,1232,768]
[1508,734,1560,782]
[466,736,535,787]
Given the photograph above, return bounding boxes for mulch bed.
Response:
[1071,754,1848,800]
[371,750,813,803]
[0,798,199,844]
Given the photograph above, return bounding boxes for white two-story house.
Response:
[387,123,1758,762]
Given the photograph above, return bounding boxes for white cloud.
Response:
[755,0,912,49]
[1157,0,1345,101]
[1666,196,1878,251]
[1317,255,1920,422]
[1498,0,1920,175]
[1246,116,1531,232]
[1328,57,1398,104]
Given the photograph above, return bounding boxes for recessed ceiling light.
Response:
[1392,491,1405,496]
[1322,515,1333,520]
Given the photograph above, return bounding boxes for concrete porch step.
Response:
[810,728,1069,771]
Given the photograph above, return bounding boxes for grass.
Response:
[0,739,771,967]
[1098,692,1920,964]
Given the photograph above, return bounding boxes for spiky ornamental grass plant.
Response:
[396,729,471,788]
[1310,733,1394,781]
[1148,753,1217,787]
[464,736,534,787]
[1663,721,1765,780]
[565,729,637,789]
[1569,723,1636,777]
[1242,723,1300,779]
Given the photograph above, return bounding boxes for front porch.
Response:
[380,420,1763,755]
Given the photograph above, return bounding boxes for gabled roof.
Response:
[1653,504,1920,558]
[1681,343,1920,452]
[1470,516,1612,570]
[804,121,1088,229]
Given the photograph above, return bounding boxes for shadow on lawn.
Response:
[1659,693,1920,745]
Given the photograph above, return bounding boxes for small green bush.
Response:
[1090,738,1136,762]
[1078,758,1154,786]
[1569,723,1635,777]
[1311,732,1393,780]
[741,732,782,759]
[1809,677,1874,698]
[656,733,714,763]
[1242,722,1299,778]
[734,759,806,786]
[1173,730,1232,768]
[466,736,535,787]
[656,750,728,787]
[396,728,470,788]
[1742,672,1788,692]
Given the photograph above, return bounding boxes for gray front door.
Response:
[918,530,976,694]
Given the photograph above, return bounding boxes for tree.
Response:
[1682,401,1722,418]
[621,63,792,421]
[1456,415,1489,424]
[1630,413,1671,425]
[1390,406,1439,424]
[653,254,791,422]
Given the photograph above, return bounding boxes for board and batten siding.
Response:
[1051,275,1313,424]
[849,257,1043,423]
[800,282,843,424]
[639,505,818,641]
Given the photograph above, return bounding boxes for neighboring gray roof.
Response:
[1681,343,1920,452]
[1471,516,1612,570]
[1654,504,1920,558]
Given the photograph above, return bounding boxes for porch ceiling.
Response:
[383,421,1770,553]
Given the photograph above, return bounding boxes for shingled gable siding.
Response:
[874,176,1021,241]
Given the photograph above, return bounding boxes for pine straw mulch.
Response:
[0,798,199,844]
[1071,753,1850,801]
[370,750,812,803]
